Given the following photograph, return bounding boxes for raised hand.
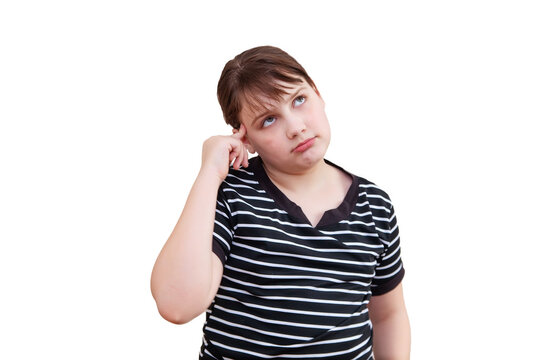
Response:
[201,124,250,181]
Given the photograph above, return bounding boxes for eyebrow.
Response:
[250,86,308,126]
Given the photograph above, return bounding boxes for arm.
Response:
[150,125,249,324]
[368,283,411,360]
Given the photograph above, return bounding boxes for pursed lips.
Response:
[292,137,316,152]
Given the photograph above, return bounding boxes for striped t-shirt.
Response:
[200,156,404,360]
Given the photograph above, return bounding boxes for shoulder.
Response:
[326,159,393,209]
[331,162,396,232]
[356,176,394,210]
[218,156,268,200]
[220,156,260,188]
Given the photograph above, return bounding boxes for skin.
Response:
[368,283,411,360]
[150,79,410,359]
[238,81,331,176]
[150,129,248,324]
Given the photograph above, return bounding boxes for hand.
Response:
[200,124,250,181]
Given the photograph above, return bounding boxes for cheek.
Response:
[309,107,329,131]
[249,134,278,154]
[259,139,280,153]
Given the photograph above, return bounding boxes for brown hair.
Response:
[217,46,316,129]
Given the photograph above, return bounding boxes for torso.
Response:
[204,156,405,360]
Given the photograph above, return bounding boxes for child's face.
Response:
[238,80,331,174]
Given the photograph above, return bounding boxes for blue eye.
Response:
[294,96,305,106]
[262,116,276,128]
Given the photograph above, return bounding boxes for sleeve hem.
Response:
[212,241,227,264]
[371,267,405,296]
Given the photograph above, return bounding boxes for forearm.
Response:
[151,168,222,323]
[371,310,411,360]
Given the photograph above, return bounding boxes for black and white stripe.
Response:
[203,157,404,360]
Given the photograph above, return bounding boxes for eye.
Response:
[262,116,276,128]
[293,95,306,107]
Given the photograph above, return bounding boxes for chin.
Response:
[295,149,327,168]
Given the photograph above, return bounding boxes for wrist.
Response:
[197,165,227,186]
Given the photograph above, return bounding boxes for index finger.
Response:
[232,123,247,139]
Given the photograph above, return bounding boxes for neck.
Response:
[262,158,330,193]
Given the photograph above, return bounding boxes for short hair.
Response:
[217,45,316,129]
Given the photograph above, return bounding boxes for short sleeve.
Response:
[371,197,405,296]
[211,186,235,264]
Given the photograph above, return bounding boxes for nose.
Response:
[285,113,306,139]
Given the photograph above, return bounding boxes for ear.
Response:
[232,124,256,154]
[244,142,256,154]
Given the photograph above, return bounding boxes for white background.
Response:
[1,1,539,359]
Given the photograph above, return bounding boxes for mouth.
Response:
[292,137,316,153]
